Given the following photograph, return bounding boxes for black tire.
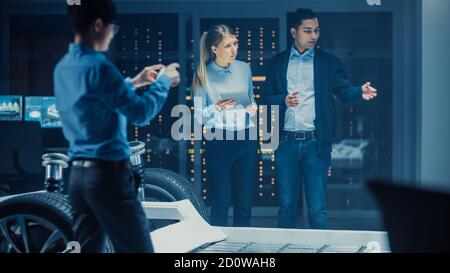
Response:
[0,192,73,253]
[0,192,114,253]
[0,168,207,252]
[144,168,207,219]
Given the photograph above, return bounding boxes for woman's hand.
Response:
[245,103,258,114]
[215,99,236,110]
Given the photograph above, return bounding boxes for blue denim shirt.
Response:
[193,60,256,131]
[54,43,172,161]
[285,46,316,131]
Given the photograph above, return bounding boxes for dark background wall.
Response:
[421,0,450,192]
[2,0,447,229]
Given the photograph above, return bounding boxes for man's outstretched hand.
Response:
[131,63,180,89]
[162,63,181,88]
[361,82,377,101]
[131,64,165,88]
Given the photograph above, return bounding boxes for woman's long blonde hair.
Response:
[192,24,236,96]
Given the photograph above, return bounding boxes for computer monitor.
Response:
[0,95,22,121]
[368,180,450,252]
[25,96,62,128]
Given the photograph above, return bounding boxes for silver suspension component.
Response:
[42,153,69,193]
[128,141,146,201]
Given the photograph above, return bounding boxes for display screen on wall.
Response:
[0,95,22,121]
[25,96,62,128]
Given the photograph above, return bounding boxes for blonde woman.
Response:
[193,25,258,227]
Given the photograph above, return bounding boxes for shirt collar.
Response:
[69,43,98,55]
[290,45,315,59]
[209,60,233,73]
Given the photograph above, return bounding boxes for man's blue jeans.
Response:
[68,163,153,253]
[275,135,331,229]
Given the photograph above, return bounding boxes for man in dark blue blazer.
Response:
[261,9,377,229]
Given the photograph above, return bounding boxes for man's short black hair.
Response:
[291,8,318,30]
[67,0,117,35]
